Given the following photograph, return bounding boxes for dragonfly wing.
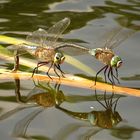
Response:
[55,43,89,56]
[26,18,70,48]
[101,27,136,49]
[7,44,21,51]
[7,44,36,56]
[103,27,122,49]
[109,28,136,49]
[7,43,30,50]
[46,17,70,47]
[26,28,47,47]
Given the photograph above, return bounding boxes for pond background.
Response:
[0,0,140,140]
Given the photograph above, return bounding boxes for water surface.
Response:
[0,0,140,140]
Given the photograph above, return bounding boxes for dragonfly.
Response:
[57,27,136,85]
[8,17,72,79]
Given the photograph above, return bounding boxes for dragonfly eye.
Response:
[54,52,65,64]
[56,56,59,60]
[117,61,122,68]
[111,55,122,68]
[60,56,65,64]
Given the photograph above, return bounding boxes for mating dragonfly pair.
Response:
[8,17,135,85]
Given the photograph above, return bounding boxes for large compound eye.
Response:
[60,56,65,64]
[117,61,122,68]
[110,55,122,68]
[56,56,60,60]
[55,53,61,60]
[54,52,64,64]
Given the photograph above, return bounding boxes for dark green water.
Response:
[0,0,140,140]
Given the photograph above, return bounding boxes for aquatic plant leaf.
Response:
[0,35,26,44]
[0,69,140,97]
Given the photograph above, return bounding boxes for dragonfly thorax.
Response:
[90,48,115,65]
[34,48,55,61]
[54,52,65,64]
[89,48,102,56]
[110,55,122,68]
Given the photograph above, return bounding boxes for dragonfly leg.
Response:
[115,67,118,78]
[103,90,109,108]
[114,68,120,84]
[32,65,38,77]
[112,72,120,84]
[54,64,61,79]
[32,62,48,77]
[113,96,120,112]
[110,67,115,85]
[46,62,53,80]
[32,63,40,77]
[14,77,23,103]
[108,91,114,109]
[95,88,107,109]
[107,67,114,85]
[94,65,108,85]
[12,50,19,72]
[104,90,112,109]
[103,65,109,83]
[56,64,65,78]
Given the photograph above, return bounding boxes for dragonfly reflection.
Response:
[8,17,71,78]
[0,78,124,138]
[0,78,65,138]
[15,78,65,106]
[56,89,122,129]
[0,78,65,121]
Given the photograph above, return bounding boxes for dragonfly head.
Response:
[110,55,122,68]
[54,52,65,64]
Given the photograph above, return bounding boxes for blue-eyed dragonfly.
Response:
[8,17,73,78]
[57,27,136,85]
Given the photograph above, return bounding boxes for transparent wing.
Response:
[109,28,136,49]
[102,27,136,49]
[26,17,70,48]
[26,28,47,47]
[7,44,20,50]
[46,17,70,47]
[7,43,27,51]
[103,27,122,49]
[7,44,36,56]
[55,43,89,56]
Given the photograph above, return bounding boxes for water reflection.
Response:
[0,78,65,138]
[111,125,140,139]
[14,78,65,106]
[56,89,122,129]
[0,77,139,139]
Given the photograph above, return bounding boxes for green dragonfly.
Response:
[57,27,136,85]
[8,17,72,78]
[89,28,136,85]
